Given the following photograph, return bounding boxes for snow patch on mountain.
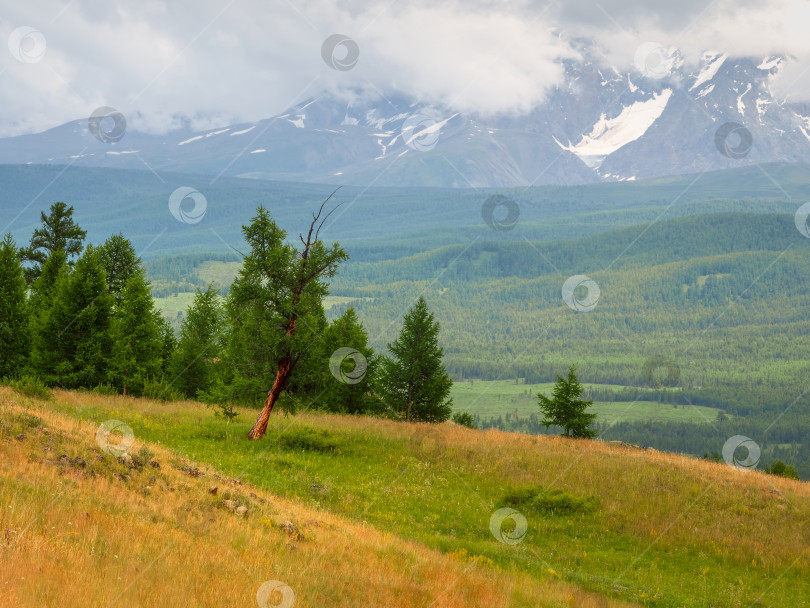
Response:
[794,112,810,130]
[178,135,204,146]
[757,98,771,122]
[696,84,715,99]
[690,53,728,91]
[758,56,783,71]
[400,114,459,149]
[554,89,673,169]
[230,126,255,136]
[737,83,752,117]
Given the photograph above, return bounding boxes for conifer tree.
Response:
[19,202,86,283]
[168,284,223,398]
[537,365,596,438]
[0,234,30,377]
[98,233,142,306]
[108,271,163,395]
[33,246,113,388]
[377,297,453,423]
[225,200,347,440]
[315,307,379,415]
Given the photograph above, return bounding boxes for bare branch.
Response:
[227,244,247,260]
[314,200,345,243]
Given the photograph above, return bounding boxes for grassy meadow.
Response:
[449,380,724,425]
[3,386,809,607]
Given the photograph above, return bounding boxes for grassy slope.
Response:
[0,387,601,608]
[7,389,810,607]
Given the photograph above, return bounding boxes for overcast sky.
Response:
[1,0,809,137]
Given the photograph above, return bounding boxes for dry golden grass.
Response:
[0,389,640,608]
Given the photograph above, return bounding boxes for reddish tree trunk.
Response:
[247,315,298,440]
[246,354,292,440]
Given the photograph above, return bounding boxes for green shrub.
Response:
[765,460,800,480]
[133,445,156,467]
[499,486,598,516]
[91,383,119,396]
[213,402,239,423]
[142,377,185,402]
[9,376,52,400]
[13,412,43,429]
[278,427,342,453]
[452,411,477,429]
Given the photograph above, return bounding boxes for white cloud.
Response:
[0,0,807,137]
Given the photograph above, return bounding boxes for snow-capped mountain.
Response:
[1,46,808,188]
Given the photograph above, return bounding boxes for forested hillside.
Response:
[4,165,810,478]
[143,209,810,476]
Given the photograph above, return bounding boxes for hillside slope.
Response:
[0,387,599,608]
[3,387,809,606]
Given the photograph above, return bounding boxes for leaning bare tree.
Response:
[226,193,347,440]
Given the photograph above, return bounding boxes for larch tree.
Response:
[537,365,596,439]
[0,234,30,377]
[33,245,113,388]
[98,233,142,307]
[19,202,86,283]
[168,284,224,398]
[26,249,68,356]
[377,296,453,423]
[314,306,379,416]
[226,197,348,440]
[108,271,164,396]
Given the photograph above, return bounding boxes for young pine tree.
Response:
[28,248,68,307]
[108,271,164,396]
[377,297,453,423]
[98,233,142,307]
[537,365,596,439]
[33,246,113,388]
[0,234,30,377]
[314,307,379,415]
[19,202,86,283]
[26,250,68,363]
[168,284,223,398]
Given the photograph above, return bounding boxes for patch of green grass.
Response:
[499,486,598,516]
[1,410,43,431]
[277,426,343,453]
[196,260,241,289]
[153,292,197,325]
[450,380,723,424]
[6,376,52,400]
